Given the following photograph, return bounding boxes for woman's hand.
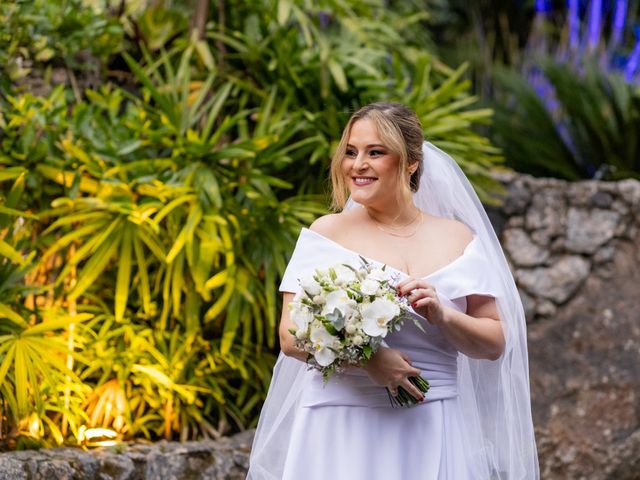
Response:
[397,278,505,361]
[363,346,424,401]
[396,278,445,325]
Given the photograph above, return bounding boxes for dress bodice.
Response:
[279,228,500,408]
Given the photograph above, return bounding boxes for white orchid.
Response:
[290,304,314,331]
[289,259,427,401]
[361,298,401,337]
[310,326,339,366]
[321,289,355,318]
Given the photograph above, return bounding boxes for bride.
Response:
[248,102,539,479]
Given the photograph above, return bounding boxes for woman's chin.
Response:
[347,191,374,206]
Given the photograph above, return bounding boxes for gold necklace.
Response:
[367,209,423,238]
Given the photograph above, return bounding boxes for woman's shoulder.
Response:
[422,214,474,251]
[309,209,363,240]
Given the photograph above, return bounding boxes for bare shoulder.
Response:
[309,209,363,241]
[424,215,474,250]
[309,213,340,236]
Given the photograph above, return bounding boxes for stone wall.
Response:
[1,174,639,479]
[0,431,253,480]
[489,173,640,479]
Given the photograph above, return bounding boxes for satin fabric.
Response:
[273,228,500,479]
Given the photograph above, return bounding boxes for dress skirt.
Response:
[281,396,473,480]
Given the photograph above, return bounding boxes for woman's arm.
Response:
[397,279,505,361]
[278,292,425,400]
[278,292,309,362]
[439,294,505,361]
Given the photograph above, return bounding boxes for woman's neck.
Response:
[365,202,420,227]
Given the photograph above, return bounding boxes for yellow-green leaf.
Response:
[0,239,25,264]
[115,226,133,322]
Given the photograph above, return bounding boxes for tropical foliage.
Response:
[425,0,640,180]
[0,0,502,449]
[493,62,640,180]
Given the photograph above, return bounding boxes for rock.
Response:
[503,176,532,215]
[566,208,620,254]
[29,459,75,479]
[587,191,613,208]
[516,256,591,304]
[527,239,640,479]
[52,448,100,478]
[519,289,536,323]
[525,189,567,243]
[618,179,640,207]
[0,456,27,480]
[535,299,557,317]
[95,451,136,480]
[605,430,640,479]
[594,245,616,264]
[503,228,549,267]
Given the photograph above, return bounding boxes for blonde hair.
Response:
[330,102,424,210]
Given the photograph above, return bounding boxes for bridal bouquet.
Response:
[288,259,430,407]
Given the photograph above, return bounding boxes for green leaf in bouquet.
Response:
[328,267,337,281]
[361,344,373,361]
[321,318,339,336]
[325,308,345,331]
[408,314,426,333]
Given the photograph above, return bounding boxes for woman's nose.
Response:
[352,153,368,171]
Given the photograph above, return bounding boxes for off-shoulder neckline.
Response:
[301,228,478,280]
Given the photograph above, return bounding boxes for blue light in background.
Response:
[568,0,581,51]
[624,27,640,80]
[585,0,603,51]
[535,0,552,13]
[611,0,628,48]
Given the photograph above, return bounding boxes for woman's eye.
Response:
[369,150,384,156]
[345,149,357,157]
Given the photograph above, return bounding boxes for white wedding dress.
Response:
[249,142,539,480]
[275,228,500,480]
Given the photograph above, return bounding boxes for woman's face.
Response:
[341,118,403,209]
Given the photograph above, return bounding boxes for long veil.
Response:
[248,142,539,479]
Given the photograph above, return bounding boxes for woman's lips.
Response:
[352,176,377,186]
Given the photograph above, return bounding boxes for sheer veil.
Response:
[248,141,539,479]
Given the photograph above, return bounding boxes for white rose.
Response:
[361,298,401,337]
[321,289,355,317]
[360,278,380,296]
[300,276,322,296]
[352,335,364,346]
[345,324,357,335]
[310,326,339,366]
